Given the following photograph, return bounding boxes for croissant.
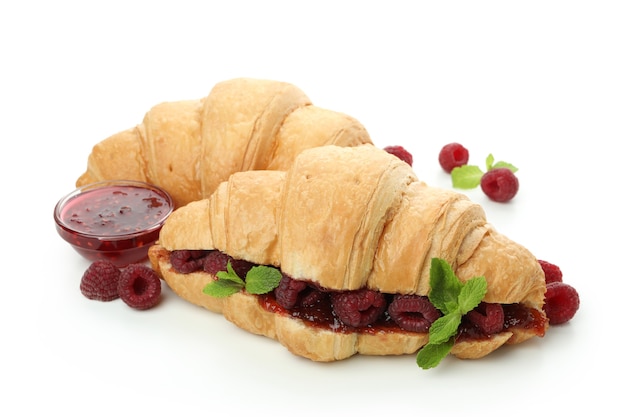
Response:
[148,144,548,362]
[76,77,372,207]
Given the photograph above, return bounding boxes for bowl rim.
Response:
[54,179,174,241]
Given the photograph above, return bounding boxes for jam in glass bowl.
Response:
[54,180,174,267]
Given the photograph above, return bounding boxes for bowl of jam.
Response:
[54,180,174,267]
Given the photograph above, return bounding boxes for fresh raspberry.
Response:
[384,145,413,166]
[438,143,469,173]
[543,282,580,325]
[387,294,441,332]
[480,168,519,202]
[275,275,308,309]
[538,260,563,284]
[330,289,387,327]
[118,264,162,310]
[466,302,504,335]
[80,260,121,301]
[203,251,231,275]
[170,249,206,273]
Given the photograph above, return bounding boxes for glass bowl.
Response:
[54,180,174,267]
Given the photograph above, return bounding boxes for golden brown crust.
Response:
[278,144,417,290]
[198,78,310,197]
[77,128,147,186]
[368,181,488,296]
[141,99,205,205]
[455,229,546,310]
[77,78,372,208]
[267,105,371,171]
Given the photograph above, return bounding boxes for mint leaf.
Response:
[428,258,462,314]
[485,153,495,171]
[451,165,484,189]
[216,262,245,285]
[458,276,487,314]
[203,260,282,298]
[416,337,454,369]
[244,265,283,295]
[492,161,518,173]
[428,312,462,344]
[417,258,488,370]
[203,261,245,297]
[202,278,243,298]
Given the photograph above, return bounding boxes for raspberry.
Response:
[171,249,206,273]
[480,168,519,202]
[275,275,308,309]
[466,302,504,335]
[387,294,441,332]
[384,145,413,166]
[203,250,231,275]
[538,260,563,284]
[330,289,387,327]
[543,282,580,325]
[118,264,162,310]
[80,260,121,301]
[438,143,469,173]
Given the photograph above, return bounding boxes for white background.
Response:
[1,1,624,415]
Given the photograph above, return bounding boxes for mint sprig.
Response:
[202,261,282,298]
[451,153,518,189]
[416,258,487,369]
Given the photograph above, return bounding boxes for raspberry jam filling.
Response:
[169,249,546,340]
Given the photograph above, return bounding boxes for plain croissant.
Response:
[77,77,372,207]
[148,144,547,362]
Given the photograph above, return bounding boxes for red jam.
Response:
[456,304,547,341]
[259,292,546,340]
[55,182,173,267]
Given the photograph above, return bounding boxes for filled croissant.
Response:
[77,77,372,207]
[148,144,547,363]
